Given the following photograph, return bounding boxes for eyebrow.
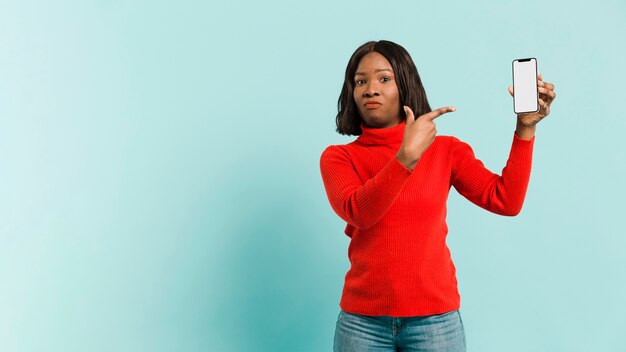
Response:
[355,68,393,76]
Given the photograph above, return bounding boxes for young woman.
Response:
[319,40,556,351]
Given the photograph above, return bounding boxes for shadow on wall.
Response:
[207,159,341,351]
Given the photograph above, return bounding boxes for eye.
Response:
[381,76,391,83]
[355,79,366,85]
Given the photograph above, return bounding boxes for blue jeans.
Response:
[333,309,466,352]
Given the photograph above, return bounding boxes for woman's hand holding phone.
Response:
[508,72,556,127]
[508,72,556,140]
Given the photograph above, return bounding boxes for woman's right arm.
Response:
[319,106,456,230]
[319,146,412,230]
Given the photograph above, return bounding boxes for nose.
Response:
[363,82,380,97]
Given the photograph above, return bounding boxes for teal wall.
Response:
[1,0,624,351]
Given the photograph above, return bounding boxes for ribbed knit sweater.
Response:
[319,119,535,317]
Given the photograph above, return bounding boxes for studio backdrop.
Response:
[1,0,624,351]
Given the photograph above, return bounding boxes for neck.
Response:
[356,119,406,146]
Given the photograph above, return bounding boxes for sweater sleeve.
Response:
[450,133,535,216]
[320,146,413,230]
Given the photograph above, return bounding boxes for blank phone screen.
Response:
[513,58,538,114]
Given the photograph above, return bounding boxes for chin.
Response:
[365,114,388,123]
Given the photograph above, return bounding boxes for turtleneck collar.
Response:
[356,120,406,146]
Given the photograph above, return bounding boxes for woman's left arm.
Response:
[450,73,556,215]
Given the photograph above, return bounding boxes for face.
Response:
[353,52,402,128]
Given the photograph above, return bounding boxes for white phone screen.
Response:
[512,58,539,114]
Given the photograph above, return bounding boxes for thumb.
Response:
[403,106,415,124]
[508,86,514,97]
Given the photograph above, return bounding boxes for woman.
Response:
[319,40,556,351]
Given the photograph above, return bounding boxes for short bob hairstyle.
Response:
[336,40,432,136]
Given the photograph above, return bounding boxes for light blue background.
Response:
[1,0,624,351]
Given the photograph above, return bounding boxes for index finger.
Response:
[424,106,456,120]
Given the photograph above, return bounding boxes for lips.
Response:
[364,101,382,109]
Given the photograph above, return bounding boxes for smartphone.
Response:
[512,58,539,114]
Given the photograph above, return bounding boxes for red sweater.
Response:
[319,120,535,317]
